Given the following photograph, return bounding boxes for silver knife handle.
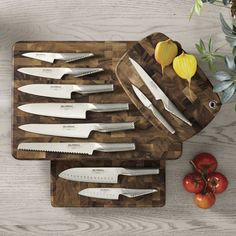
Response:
[74,84,114,94]
[96,122,135,133]
[90,103,129,112]
[96,143,135,152]
[69,68,104,77]
[121,189,157,198]
[148,104,175,134]
[121,168,159,176]
[59,53,94,62]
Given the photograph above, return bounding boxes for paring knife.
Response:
[22,52,94,63]
[19,122,135,138]
[59,167,159,183]
[17,142,136,155]
[18,84,114,99]
[79,188,157,200]
[17,67,104,79]
[129,58,192,126]
[18,103,129,119]
[132,85,175,134]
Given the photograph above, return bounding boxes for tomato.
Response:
[183,172,205,193]
[192,153,218,175]
[194,191,216,209]
[207,172,228,194]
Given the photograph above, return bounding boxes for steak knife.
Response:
[59,167,159,183]
[132,85,175,134]
[18,103,129,119]
[79,188,157,200]
[19,122,135,138]
[17,142,136,155]
[17,67,104,79]
[18,84,114,99]
[129,58,192,126]
[22,52,94,63]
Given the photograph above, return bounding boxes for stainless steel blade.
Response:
[129,58,192,126]
[59,167,159,183]
[22,52,94,63]
[19,122,135,138]
[132,84,152,107]
[18,84,114,99]
[79,188,157,200]
[18,103,129,119]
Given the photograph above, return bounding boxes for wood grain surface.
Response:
[1,0,236,235]
[12,41,181,161]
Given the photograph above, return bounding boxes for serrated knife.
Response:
[59,167,159,183]
[129,58,192,126]
[132,85,175,134]
[22,52,94,63]
[19,122,135,138]
[17,67,103,79]
[18,103,129,119]
[79,188,157,200]
[17,142,136,155]
[18,84,114,99]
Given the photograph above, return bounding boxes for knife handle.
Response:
[69,68,104,77]
[90,103,129,112]
[149,104,175,134]
[74,84,114,94]
[96,122,135,133]
[96,143,135,152]
[121,168,159,176]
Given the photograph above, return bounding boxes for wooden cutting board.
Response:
[12,40,182,161]
[116,33,221,141]
[51,160,165,207]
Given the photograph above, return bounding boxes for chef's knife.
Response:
[79,188,157,200]
[59,167,159,183]
[17,142,136,155]
[22,52,94,63]
[17,67,103,79]
[129,58,192,126]
[18,84,114,99]
[132,85,175,134]
[18,103,129,119]
[19,122,135,138]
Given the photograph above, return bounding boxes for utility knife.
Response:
[59,167,159,183]
[18,84,114,99]
[79,188,157,200]
[18,103,129,119]
[17,67,103,79]
[17,142,136,155]
[19,122,135,138]
[129,58,192,126]
[22,52,94,63]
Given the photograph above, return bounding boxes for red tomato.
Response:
[207,172,228,194]
[194,191,216,209]
[183,172,205,193]
[192,153,218,175]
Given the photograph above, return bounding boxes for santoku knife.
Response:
[79,188,157,200]
[18,103,129,119]
[18,84,114,99]
[59,167,159,183]
[132,85,175,134]
[17,67,103,79]
[19,122,135,138]
[17,142,136,155]
[22,52,94,63]
[129,58,192,126]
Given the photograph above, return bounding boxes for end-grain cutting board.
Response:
[116,33,221,142]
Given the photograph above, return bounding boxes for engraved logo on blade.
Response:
[50,85,63,90]
[67,144,81,149]
[60,105,74,110]
[42,68,54,73]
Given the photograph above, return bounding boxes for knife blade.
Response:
[132,85,175,134]
[19,122,135,138]
[129,58,192,126]
[18,103,129,119]
[22,52,94,63]
[17,67,104,79]
[18,84,114,99]
[59,167,159,183]
[17,142,136,155]
[79,188,157,200]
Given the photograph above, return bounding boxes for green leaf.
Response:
[220,13,232,32]
[225,56,236,71]
[213,81,233,93]
[221,84,236,103]
[215,71,232,81]
[208,37,213,52]
[190,0,203,20]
